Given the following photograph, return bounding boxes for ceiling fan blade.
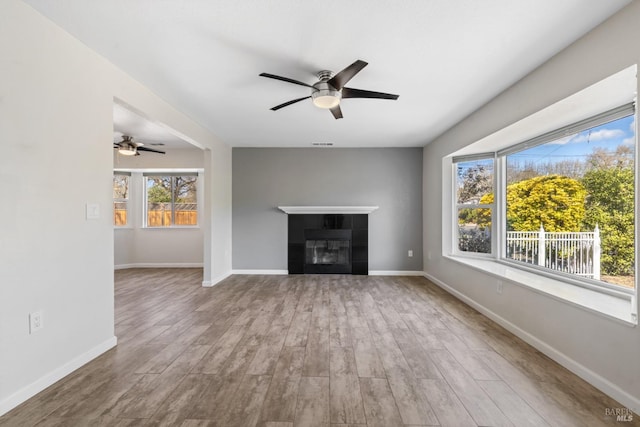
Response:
[330,105,343,120]
[270,96,311,111]
[341,87,399,100]
[259,73,314,88]
[327,60,368,90]
[137,146,166,154]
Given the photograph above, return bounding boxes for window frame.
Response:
[143,172,200,229]
[452,154,497,258]
[451,105,637,296]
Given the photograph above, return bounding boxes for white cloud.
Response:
[622,137,635,146]
[631,117,636,132]
[570,128,625,143]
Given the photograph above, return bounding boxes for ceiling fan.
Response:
[259,59,399,119]
[114,135,165,156]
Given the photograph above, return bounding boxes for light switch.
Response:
[86,203,100,220]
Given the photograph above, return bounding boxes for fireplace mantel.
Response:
[278,206,379,215]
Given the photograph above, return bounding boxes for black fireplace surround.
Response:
[288,214,368,275]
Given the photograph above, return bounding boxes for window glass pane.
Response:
[455,158,494,254]
[113,175,129,226]
[505,115,635,288]
[146,175,198,227]
[456,159,494,205]
[147,176,172,227]
[458,208,492,253]
[174,176,197,226]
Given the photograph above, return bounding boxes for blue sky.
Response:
[507,115,635,165]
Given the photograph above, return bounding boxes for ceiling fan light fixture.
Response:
[312,89,340,109]
[118,145,137,156]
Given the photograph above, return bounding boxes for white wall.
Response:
[423,2,640,411]
[0,0,231,414]
[113,148,205,268]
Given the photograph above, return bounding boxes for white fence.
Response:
[506,225,600,280]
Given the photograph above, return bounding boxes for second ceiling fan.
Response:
[259,60,399,119]
[114,135,166,156]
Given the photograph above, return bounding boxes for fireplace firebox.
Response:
[306,240,350,265]
[287,214,368,275]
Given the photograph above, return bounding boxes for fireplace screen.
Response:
[306,239,350,265]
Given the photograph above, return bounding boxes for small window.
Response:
[113,173,130,226]
[144,174,198,227]
[455,158,494,254]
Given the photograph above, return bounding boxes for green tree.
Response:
[582,167,635,275]
[506,175,586,232]
[148,183,171,203]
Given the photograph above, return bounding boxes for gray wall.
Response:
[233,148,423,272]
[423,1,640,411]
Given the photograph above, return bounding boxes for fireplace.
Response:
[304,228,352,274]
[284,212,370,275]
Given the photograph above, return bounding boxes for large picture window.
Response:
[453,105,636,290]
[504,113,635,288]
[144,173,198,227]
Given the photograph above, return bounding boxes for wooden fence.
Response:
[114,202,198,226]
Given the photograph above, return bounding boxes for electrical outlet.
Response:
[29,311,43,334]
[496,281,503,295]
[408,250,413,257]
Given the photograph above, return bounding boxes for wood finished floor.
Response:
[1,269,636,427]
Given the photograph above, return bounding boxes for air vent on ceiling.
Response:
[311,142,334,147]
[149,143,166,146]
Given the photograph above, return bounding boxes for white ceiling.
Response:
[25,0,630,148]
[113,103,196,150]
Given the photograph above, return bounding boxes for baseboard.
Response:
[231,269,288,275]
[230,270,424,276]
[369,270,425,276]
[202,271,232,287]
[0,336,117,417]
[422,271,640,414]
[115,263,203,270]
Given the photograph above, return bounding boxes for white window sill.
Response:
[444,255,637,326]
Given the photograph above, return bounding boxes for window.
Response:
[503,111,635,288]
[144,173,198,227]
[453,104,636,290]
[113,173,130,226]
[455,157,494,254]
